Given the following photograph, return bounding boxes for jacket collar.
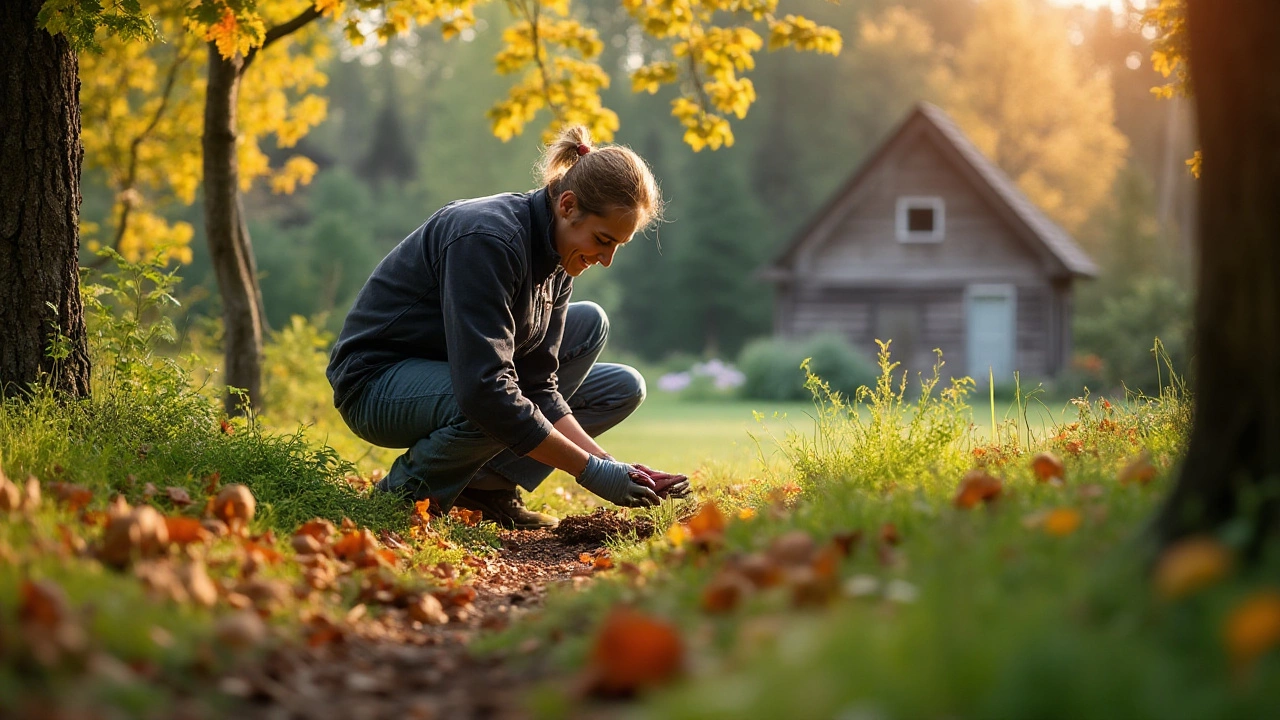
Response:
[529,187,561,281]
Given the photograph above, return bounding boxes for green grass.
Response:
[476,350,1280,720]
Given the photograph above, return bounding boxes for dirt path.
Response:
[226,512,653,719]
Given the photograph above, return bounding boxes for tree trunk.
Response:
[0,0,91,400]
[1154,0,1280,555]
[203,44,266,415]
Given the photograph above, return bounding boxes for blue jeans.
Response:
[338,302,646,508]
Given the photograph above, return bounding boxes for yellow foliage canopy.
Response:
[942,0,1128,232]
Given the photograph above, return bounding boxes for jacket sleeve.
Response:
[515,276,574,426]
[439,233,552,456]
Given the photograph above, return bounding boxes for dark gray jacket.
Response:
[327,188,573,456]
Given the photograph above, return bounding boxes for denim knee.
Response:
[613,364,646,413]
[566,301,609,356]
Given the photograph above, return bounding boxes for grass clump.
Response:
[781,340,975,493]
[0,251,407,535]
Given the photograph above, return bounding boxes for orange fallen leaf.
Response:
[1042,508,1082,536]
[295,518,336,543]
[242,539,283,565]
[332,529,378,561]
[0,472,19,513]
[832,530,863,557]
[1119,453,1158,486]
[409,594,449,625]
[99,505,170,568]
[20,578,68,629]
[164,516,211,545]
[880,522,901,546]
[789,566,838,608]
[219,418,235,436]
[589,607,683,695]
[701,569,751,614]
[414,498,432,523]
[1155,536,1233,600]
[1031,452,1065,483]
[666,523,690,548]
[448,507,483,527]
[735,553,784,589]
[1064,439,1084,456]
[211,484,256,530]
[579,552,594,564]
[768,530,816,566]
[1224,590,1280,670]
[593,555,615,570]
[954,470,1003,509]
[812,543,842,580]
[48,482,93,513]
[686,502,726,545]
[433,586,477,608]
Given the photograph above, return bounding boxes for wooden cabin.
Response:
[760,103,1097,381]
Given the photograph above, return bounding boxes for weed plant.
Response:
[779,340,975,493]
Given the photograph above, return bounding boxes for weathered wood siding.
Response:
[781,281,1059,379]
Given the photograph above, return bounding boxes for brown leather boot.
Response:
[453,487,559,530]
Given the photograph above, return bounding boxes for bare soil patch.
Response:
[226,513,631,719]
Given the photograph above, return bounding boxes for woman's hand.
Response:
[576,455,661,507]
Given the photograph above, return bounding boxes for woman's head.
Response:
[537,126,663,277]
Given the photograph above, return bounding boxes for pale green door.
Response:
[966,284,1016,381]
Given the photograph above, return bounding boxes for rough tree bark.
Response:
[0,0,91,400]
[1154,0,1280,554]
[203,43,267,415]
[201,7,320,416]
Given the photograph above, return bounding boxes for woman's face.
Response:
[553,191,639,277]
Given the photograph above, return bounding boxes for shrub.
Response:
[1074,277,1191,395]
[737,333,878,401]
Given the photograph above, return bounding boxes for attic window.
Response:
[896,196,945,243]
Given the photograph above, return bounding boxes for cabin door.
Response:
[965,284,1016,382]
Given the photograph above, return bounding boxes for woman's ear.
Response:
[557,190,578,221]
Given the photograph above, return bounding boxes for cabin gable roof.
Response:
[764,103,1098,281]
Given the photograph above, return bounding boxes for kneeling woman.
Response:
[327,127,689,529]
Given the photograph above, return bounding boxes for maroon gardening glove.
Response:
[631,464,692,498]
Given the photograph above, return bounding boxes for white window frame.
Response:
[895,196,946,243]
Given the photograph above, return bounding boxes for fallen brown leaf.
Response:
[164,516,211,546]
[1155,536,1233,600]
[165,486,194,507]
[212,484,256,531]
[954,470,1003,509]
[588,607,683,696]
[1030,452,1065,483]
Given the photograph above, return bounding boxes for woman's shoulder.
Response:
[430,191,533,242]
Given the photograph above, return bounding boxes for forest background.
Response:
[77,0,1196,396]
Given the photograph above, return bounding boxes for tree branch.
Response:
[243,5,323,69]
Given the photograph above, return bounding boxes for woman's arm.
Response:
[524,425,593,477]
